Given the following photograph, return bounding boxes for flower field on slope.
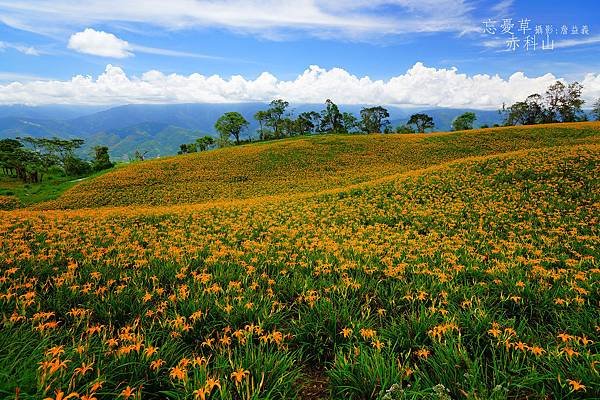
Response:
[37,122,600,209]
[1,143,598,399]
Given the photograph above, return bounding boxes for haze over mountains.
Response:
[0,103,504,160]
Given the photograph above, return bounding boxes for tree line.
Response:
[502,81,600,125]
[179,99,449,153]
[179,81,600,155]
[0,137,113,183]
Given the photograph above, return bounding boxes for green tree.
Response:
[19,137,84,171]
[215,112,249,145]
[196,136,215,151]
[178,143,195,154]
[341,112,359,133]
[545,81,585,122]
[179,136,215,154]
[64,155,91,176]
[320,99,343,133]
[92,146,113,171]
[296,111,321,135]
[278,117,297,137]
[359,106,390,133]
[17,149,46,183]
[407,113,434,133]
[1,136,93,181]
[502,101,527,126]
[502,94,548,126]
[265,99,289,139]
[500,93,556,125]
[133,150,149,161]
[591,98,600,121]
[254,110,270,140]
[1,141,51,183]
[16,136,90,179]
[0,138,23,176]
[394,124,415,134]
[451,112,477,131]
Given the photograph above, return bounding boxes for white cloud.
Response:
[0,0,476,39]
[13,44,39,55]
[68,28,133,58]
[581,73,600,102]
[554,35,600,49]
[129,45,228,60]
[0,40,40,55]
[0,63,598,108]
[0,72,49,82]
[67,28,234,60]
[490,0,513,16]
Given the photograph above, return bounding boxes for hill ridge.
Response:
[18,141,598,216]
[34,122,600,210]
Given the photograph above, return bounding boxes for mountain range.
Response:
[0,103,505,160]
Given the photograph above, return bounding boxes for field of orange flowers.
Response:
[38,122,600,209]
[1,126,599,399]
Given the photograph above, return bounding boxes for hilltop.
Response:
[38,122,600,209]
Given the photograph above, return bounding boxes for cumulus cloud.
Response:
[0,0,476,39]
[0,63,599,108]
[67,28,231,59]
[68,28,132,58]
[581,72,600,101]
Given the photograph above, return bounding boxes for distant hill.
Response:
[0,103,272,159]
[0,117,76,137]
[0,105,108,120]
[70,103,269,133]
[0,103,507,159]
[83,122,204,160]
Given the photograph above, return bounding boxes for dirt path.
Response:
[300,368,329,399]
[69,176,90,183]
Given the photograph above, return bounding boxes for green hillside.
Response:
[39,122,600,209]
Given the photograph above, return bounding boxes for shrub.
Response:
[64,155,91,176]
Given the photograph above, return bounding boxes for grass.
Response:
[0,174,87,208]
[0,124,598,399]
[0,167,116,208]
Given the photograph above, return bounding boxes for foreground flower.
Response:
[416,348,430,359]
[44,390,79,400]
[568,380,586,392]
[120,387,135,399]
[73,361,93,377]
[169,366,187,381]
[530,346,545,356]
[231,368,250,384]
[372,339,384,350]
[150,359,165,371]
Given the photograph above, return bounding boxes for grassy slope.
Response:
[1,174,90,207]
[0,168,117,208]
[37,122,600,209]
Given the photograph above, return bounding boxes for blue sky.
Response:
[0,0,598,107]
